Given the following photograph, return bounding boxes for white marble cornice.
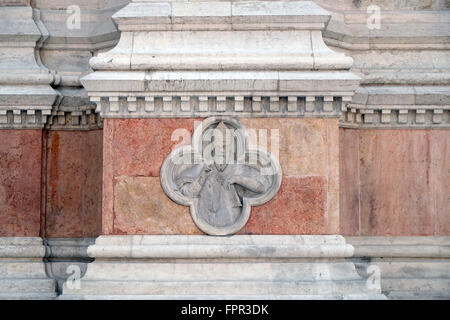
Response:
[340,86,450,129]
[90,1,353,71]
[82,1,361,119]
[0,5,58,129]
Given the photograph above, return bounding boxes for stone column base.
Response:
[0,238,56,300]
[347,236,450,300]
[60,235,385,299]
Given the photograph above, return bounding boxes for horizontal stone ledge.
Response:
[359,72,450,86]
[346,236,450,258]
[81,71,361,93]
[89,55,353,72]
[324,35,450,52]
[79,261,363,282]
[324,27,450,49]
[0,74,55,86]
[94,235,349,245]
[83,71,361,81]
[0,237,44,246]
[353,85,450,106]
[59,294,385,300]
[113,1,330,31]
[118,22,329,32]
[0,85,58,104]
[88,245,354,259]
[129,56,352,71]
[0,237,46,258]
[350,245,450,258]
[87,235,354,259]
[61,279,377,296]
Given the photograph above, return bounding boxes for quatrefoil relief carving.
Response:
[160,117,282,236]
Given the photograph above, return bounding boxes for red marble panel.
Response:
[45,130,103,238]
[109,118,198,177]
[429,130,449,236]
[113,176,203,235]
[103,118,199,234]
[0,130,42,236]
[359,130,446,236]
[104,118,338,235]
[339,128,361,235]
[241,177,328,235]
[240,118,329,178]
[103,119,115,234]
[326,119,340,234]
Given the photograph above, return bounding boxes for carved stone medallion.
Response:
[160,117,282,236]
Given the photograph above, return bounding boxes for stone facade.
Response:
[0,0,449,299]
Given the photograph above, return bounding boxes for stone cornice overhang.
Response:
[36,1,127,131]
[0,2,125,130]
[340,86,450,129]
[81,0,361,119]
[320,6,450,129]
[0,6,57,129]
[323,10,450,89]
[324,11,450,51]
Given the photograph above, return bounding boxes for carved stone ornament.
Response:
[160,117,282,236]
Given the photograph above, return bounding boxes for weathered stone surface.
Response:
[262,117,324,175]
[44,238,95,293]
[88,1,352,72]
[342,129,449,236]
[82,0,359,122]
[0,1,30,6]
[0,0,449,302]
[102,118,198,234]
[342,86,450,129]
[242,177,328,235]
[0,130,42,237]
[360,130,438,235]
[45,130,103,238]
[113,175,329,235]
[429,130,450,236]
[348,236,450,257]
[0,237,56,300]
[241,118,340,234]
[86,235,355,259]
[339,128,361,235]
[0,6,57,129]
[347,236,450,300]
[102,119,115,235]
[240,118,330,177]
[60,235,385,299]
[113,176,202,235]
[106,117,339,235]
[105,118,197,177]
[326,119,340,234]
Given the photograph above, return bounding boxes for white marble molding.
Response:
[59,235,385,300]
